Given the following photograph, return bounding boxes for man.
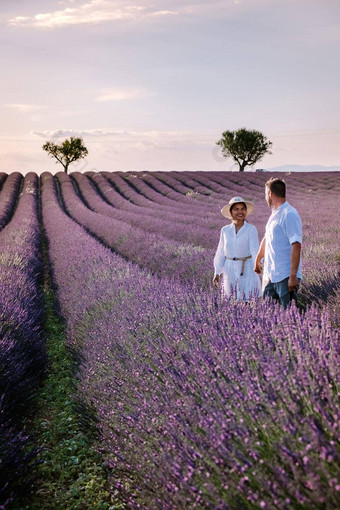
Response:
[254,177,302,308]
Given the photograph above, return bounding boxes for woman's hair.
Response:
[230,202,247,214]
[265,177,286,198]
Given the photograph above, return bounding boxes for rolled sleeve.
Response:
[283,212,302,246]
[289,235,302,245]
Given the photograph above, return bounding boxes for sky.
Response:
[1,0,340,174]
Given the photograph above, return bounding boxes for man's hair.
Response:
[265,177,286,198]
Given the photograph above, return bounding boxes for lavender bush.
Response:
[0,172,23,230]
[103,170,216,210]
[87,171,225,231]
[149,170,215,195]
[101,170,161,208]
[55,172,213,286]
[0,172,46,506]
[173,170,226,193]
[71,172,225,249]
[79,294,340,509]
[0,172,7,188]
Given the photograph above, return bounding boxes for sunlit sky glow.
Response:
[1,0,340,173]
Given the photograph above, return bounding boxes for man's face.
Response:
[265,186,272,207]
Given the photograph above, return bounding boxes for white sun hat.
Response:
[221,196,254,219]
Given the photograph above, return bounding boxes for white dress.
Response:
[214,221,262,300]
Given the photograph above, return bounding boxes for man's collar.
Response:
[272,200,287,212]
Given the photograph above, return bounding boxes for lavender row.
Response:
[76,170,261,246]
[56,172,213,287]
[0,172,23,231]
[102,170,182,208]
[143,170,193,195]
[177,171,227,193]
[141,170,219,197]
[86,170,158,211]
[116,170,194,203]
[0,172,7,188]
[71,172,226,250]
[0,172,46,506]
[84,171,265,238]
[102,171,219,212]
[81,295,340,509]
[40,171,340,508]
[101,171,340,212]
[203,171,340,198]
[134,171,236,206]
[87,171,228,228]
[93,170,202,214]
[296,194,340,310]
[117,171,232,213]
[95,171,269,225]
[158,170,225,195]
[40,171,136,332]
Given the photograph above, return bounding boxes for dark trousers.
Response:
[263,277,298,309]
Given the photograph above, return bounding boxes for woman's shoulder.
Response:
[221,223,233,232]
[244,221,258,232]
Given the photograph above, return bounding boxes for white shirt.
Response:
[264,201,302,283]
[214,221,261,300]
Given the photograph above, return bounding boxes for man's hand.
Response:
[288,274,299,292]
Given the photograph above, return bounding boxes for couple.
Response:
[213,177,302,308]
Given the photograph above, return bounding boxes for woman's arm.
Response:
[213,228,225,287]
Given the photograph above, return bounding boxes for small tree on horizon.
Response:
[42,136,88,174]
[216,128,272,172]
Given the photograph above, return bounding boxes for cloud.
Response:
[5,103,46,114]
[8,0,178,29]
[32,128,211,140]
[32,128,129,139]
[31,128,215,153]
[95,87,151,102]
[7,0,253,30]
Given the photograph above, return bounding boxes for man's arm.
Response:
[288,242,301,291]
[254,237,265,274]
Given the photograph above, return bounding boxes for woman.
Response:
[213,196,261,301]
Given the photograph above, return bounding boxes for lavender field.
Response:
[1,170,339,509]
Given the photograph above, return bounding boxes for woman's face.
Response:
[230,203,247,221]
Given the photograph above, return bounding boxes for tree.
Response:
[216,128,272,172]
[42,136,88,174]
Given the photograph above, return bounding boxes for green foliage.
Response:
[216,128,272,171]
[42,137,88,174]
[10,290,118,510]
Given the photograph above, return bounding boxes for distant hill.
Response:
[268,164,340,172]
